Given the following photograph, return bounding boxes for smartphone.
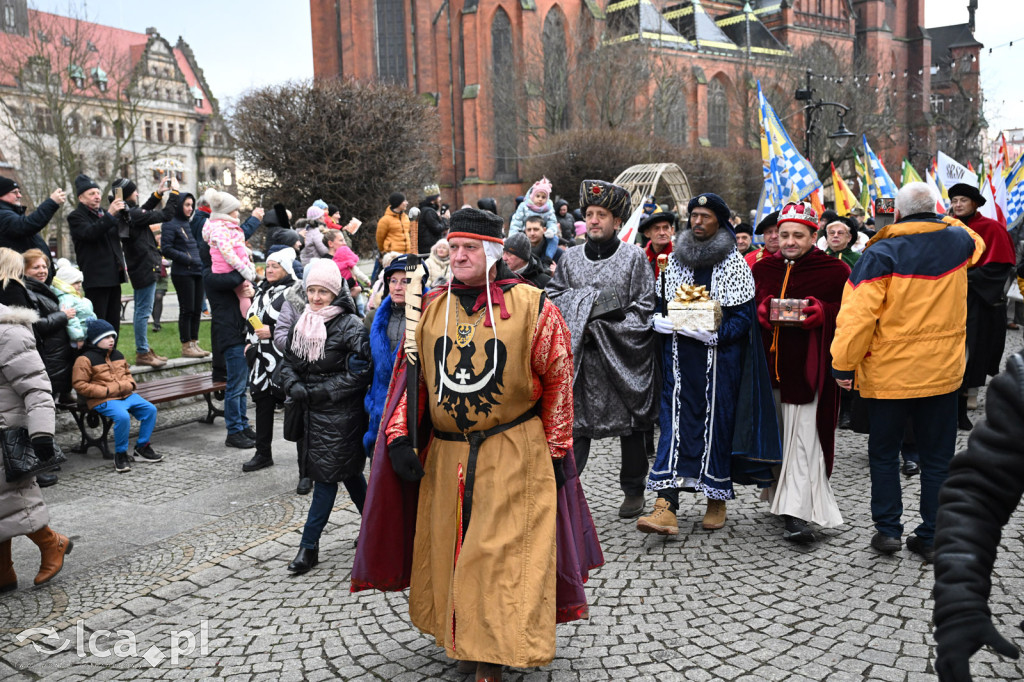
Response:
[114,187,123,201]
[248,315,264,330]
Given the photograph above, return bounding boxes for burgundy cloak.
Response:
[751,249,851,476]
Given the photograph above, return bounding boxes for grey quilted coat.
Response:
[277,286,372,482]
[0,303,53,542]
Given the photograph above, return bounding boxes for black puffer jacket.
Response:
[277,286,372,483]
[417,200,447,255]
[555,199,575,242]
[24,277,73,394]
[67,203,127,288]
[160,193,201,276]
[933,351,1024,673]
[121,191,178,288]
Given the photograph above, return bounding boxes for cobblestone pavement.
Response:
[2,335,1023,681]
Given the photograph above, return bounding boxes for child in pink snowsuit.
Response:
[201,188,255,315]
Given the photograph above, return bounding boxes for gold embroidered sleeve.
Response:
[531,299,574,459]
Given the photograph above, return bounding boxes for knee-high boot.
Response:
[26,526,73,586]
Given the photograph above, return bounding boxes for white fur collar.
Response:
[0,304,39,327]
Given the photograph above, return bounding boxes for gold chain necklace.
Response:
[454,303,487,348]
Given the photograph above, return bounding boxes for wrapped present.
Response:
[666,283,722,331]
[769,298,809,326]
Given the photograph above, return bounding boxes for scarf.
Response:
[290,305,345,362]
[448,278,519,327]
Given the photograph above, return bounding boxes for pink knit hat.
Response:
[529,177,552,200]
[304,258,342,296]
[306,206,325,221]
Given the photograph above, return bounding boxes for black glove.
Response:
[552,457,566,490]
[347,354,371,374]
[935,613,1019,681]
[309,386,331,404]
[388,436,425,482]
[30,436,56,462]
[289,383,309,403]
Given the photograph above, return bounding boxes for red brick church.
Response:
[311,0,982,211]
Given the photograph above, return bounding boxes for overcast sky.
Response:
[31,0,1022,136]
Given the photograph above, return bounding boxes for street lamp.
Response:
[795,68,855,160]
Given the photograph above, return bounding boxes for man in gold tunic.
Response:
[381,208,580,681]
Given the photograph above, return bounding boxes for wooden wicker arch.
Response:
[612,163,693,213]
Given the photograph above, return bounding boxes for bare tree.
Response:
[0,6,176,255]
[230,78,439,255]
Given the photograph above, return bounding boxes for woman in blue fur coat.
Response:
[362,257,410,459]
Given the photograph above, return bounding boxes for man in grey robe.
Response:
[547,179,658,519]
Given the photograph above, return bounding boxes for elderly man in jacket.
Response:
[0,176,65,265]
[68,174,128,335]
[831,182,984,562]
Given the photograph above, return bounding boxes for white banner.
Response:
[937,151,977,191]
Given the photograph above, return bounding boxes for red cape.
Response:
[751,249,851,476]
[965,212,1015,267]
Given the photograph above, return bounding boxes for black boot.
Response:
[296,477,312,495]
[287,545,318,574]
[36,472,58,487]
[242,451,274,472]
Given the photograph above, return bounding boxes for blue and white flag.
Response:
[863,136,899,201]
[756,81,821,224]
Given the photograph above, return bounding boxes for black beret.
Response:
[946,182,986,207]
[755,210,779,235]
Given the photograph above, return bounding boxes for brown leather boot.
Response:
[135,350,167,368]
[475,662,503,682]
[26,527,73,585]
[702,499,727,530]
[0,539,15,592]
[191,340,211,356]
[181,341,206,359]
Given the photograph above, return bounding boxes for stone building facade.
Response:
[0,2,235,215]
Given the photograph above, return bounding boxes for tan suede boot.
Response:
[26,527,73,585]
[0,539,15,592]
[181,341,206,358]
[135,350,167,368]
[191,340,211,356]
[636,498,678,535]
[702,499,727,530]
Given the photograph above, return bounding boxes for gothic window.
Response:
[179,123,187,143]
[375,0,408,85]
[209,166,218,182]
[708,79,728,148]
[144,120,152,140]
[654,87,686,147]
[491,8,517,178]
[156,121,164,142]
[543,8,569,133]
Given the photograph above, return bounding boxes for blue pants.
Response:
[866,391,957,543]
[133,282,156,353]
[223,343,249,434]
[300,476,368,548]
[93,393,157,454]
[544,235,559,260]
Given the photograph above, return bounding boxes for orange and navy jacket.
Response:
[831,213,985,399]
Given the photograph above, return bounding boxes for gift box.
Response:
[770,298,809,326]
[667,300,722,331]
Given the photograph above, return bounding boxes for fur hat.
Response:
[778,201,819,232]
[503,232,532,262]
[203,188,241,219]
[388,192,406,210]
[579,180,631,220]
[0,175,18,197]
[946,182,986,207]
[687,193,731,234]
[55,264,84,286]
[266,247,297,279]
[448,207,505,243]
[304,258,342,297]
[86,318,117,346]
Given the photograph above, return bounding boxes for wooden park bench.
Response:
[63,372,226,457]
[120,294,133,320]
